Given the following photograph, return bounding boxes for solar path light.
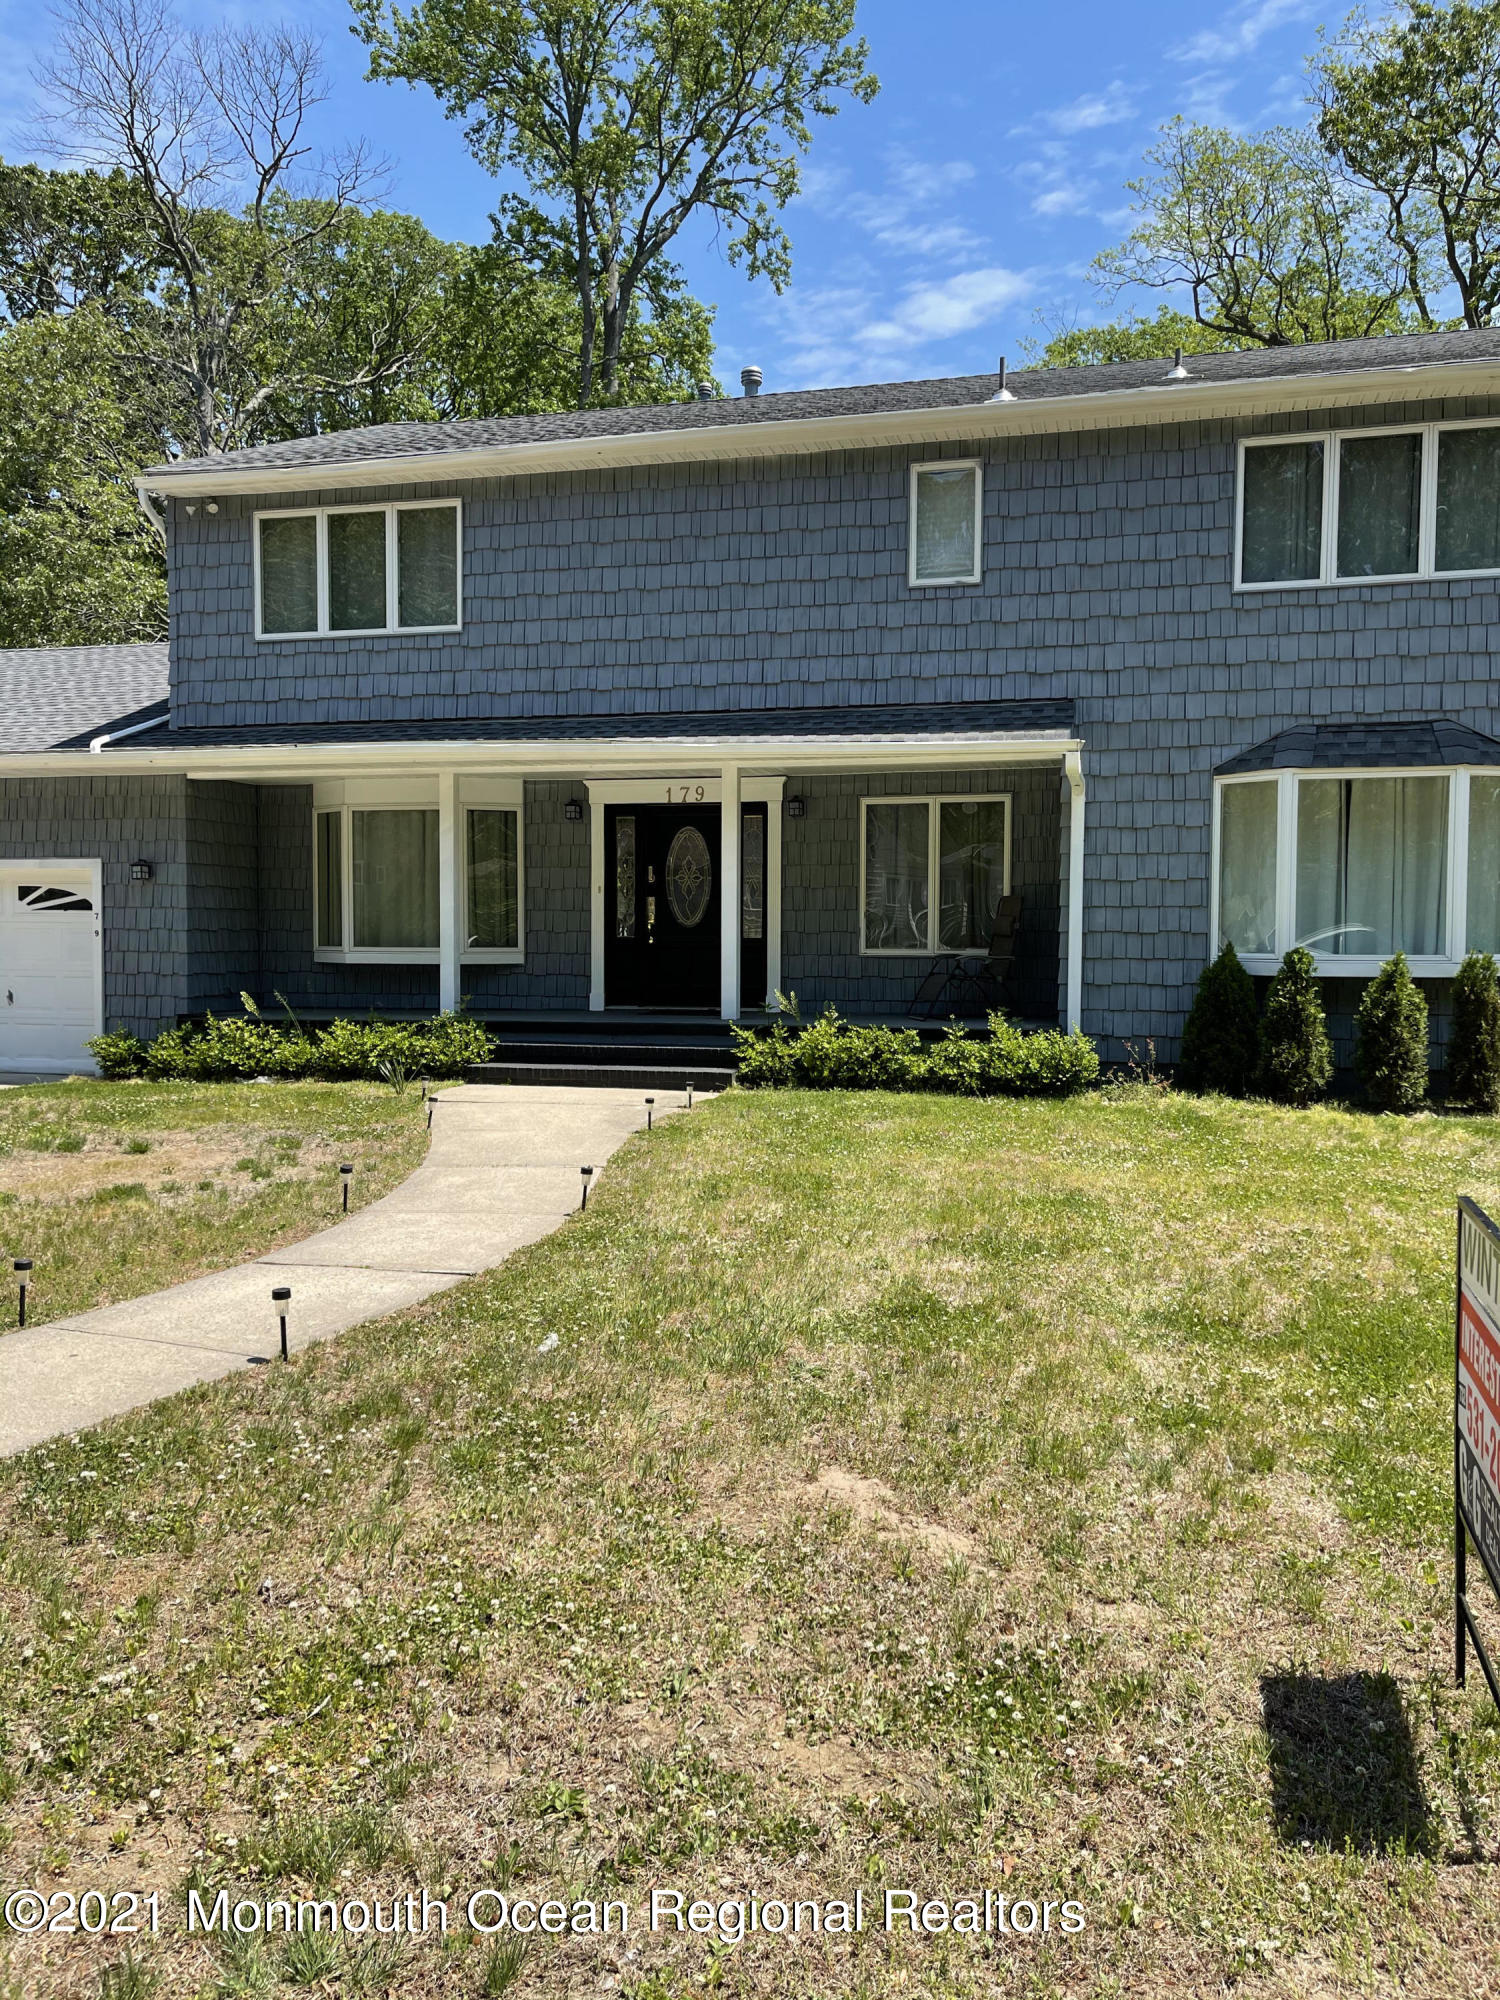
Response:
[339,1162,354,1213]
[271,1286,291,1362]
[14,1259,31,1328]
[645,1096,655,1131]
[580,1165,594,1211]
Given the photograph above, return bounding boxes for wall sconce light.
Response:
[785,795,806,820]
[564,799,585,822]
[130,859,153,883]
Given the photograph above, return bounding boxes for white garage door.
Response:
[0,867,102,1072]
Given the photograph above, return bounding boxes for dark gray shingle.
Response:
[0,643,169,752]
[1216,718,1500,775]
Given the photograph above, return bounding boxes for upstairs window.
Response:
[909,461,982,585]
[257,501,461,637]
[1237,422,1500,586]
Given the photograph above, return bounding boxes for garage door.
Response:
[0,868,102,1072]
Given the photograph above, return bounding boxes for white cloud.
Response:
[1029,81,1137,137]
[771,264,1036,383]
[1171,0,1315,66]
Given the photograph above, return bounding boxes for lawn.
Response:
[0,1081,431,1327]
[2,1085,1499,1999]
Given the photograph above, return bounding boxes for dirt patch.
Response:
[808,1464,990,1566]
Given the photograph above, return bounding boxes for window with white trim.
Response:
[313,780,522,964]
[1211,766,1500,973]
[258,501,461,637]
[909,461,982,585]
[1237,421,1500,587]
[861,794,1010,954]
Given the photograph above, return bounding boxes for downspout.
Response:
[1064,749,1085,1032]
[90,713,169,755]
[136,487,166,541]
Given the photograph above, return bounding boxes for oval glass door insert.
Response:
[665,826,712,927]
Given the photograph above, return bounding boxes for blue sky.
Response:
[0,0,1331,391]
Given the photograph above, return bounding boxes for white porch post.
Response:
[438,770,459,1013]
[589,789,606,1010]
[720,762,742,1020]
[765,778,784,1005]
[1064,750,1085,1032]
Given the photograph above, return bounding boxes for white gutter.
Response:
[8,730,1082,780]
[136,487,166,539]
[132,357,1500,499]
[89,711,169,754]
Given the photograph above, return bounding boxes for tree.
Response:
[1448,951,1500,1110]
[352,0,877,405]
[1177,943,1260,1095]
[1257,947,1334,1105]
[0,160,159,321]
[1316,2,1500,329]
[0,309,164,644]
[1032,305,1242,370]
[1354,953,1430,1109]
[36,0,398,457]
[1090,118,1410,348]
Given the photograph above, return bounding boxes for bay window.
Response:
[257,501,461,637]
[1212,767,1500,971]
[314,779,522,964]
[1237,421,1500,587]
[862,794,1010,954]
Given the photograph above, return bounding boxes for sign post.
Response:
[1455,1197,1500,1713]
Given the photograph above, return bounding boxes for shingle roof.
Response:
[100,697,1074,753]
[138,327,1500,483]
[1215,718,1500,775]
[0,644,168,753]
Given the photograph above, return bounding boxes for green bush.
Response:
[1257,947,1333,1106]
[88,1028,147,1079]
[730,1011,1099,1097]
[1448,952,1500,1112]
[91,1010,491,1084]
[1355,953,1429,1111]
[1177,943,1259,1095]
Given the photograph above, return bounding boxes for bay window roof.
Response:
[1216,719,1500,777]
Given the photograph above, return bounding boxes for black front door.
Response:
[606,805,721,1008]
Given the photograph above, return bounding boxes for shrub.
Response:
[731,1011,1099,1096]
[792,1010,925,1090]
[1355,953,1429,1111]
[88,1028,147,1079]
[1257,947,1333,1106]
[730,1021,800,1087]
[1177,943,1259,1095]
[1448,952,1500,1112]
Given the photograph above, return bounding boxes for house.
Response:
[5,327,1500,1075]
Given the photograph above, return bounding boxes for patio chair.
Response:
[911,891,1023,1020]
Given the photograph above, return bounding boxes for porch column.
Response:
[438,770,459,1013]
[1064,750,1085,1032]
[720,762,742,1020]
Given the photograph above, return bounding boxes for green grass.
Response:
[0,1082,429,1326]
[1,1086,1499,1998]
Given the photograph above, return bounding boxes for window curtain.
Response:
[465,810,518,950]
[352,810,439,948]
[937,799,1007,949]
[1218,782,1277,954]
[1241,441,1323,583]
[1469,776,1500,953]
[1296,776,1448,956]
[1437,428,1500,573]
[1337,433,1422,577]
[864,802,930,949]
[315,811,342,948]
[913,468,976,581]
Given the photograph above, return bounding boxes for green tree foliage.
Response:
[1089,119,1410,346]
[1355,952,1430,1109]
[1034,306,1242,369]
[1448,952,1500,1110]
[1257,947,1334,1105]
[1316,1,1500,329]
[0,309,163,645]
[352,0,877,404]
[1177,943,1260,1095]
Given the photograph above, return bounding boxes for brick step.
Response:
[465,1062,736,1092]
[484,1040,737,1070]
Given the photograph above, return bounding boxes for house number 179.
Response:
[668,785,706,802]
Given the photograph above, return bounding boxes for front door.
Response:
[606,805,721,1008]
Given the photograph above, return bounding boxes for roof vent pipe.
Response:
[1166,346,1190,380]
[695,381,716,401]
[989,355,1016,403]
[740,365,762,397]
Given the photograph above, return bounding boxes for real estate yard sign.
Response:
[1456,1197,1500,1712]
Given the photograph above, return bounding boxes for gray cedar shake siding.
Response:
[157,388,1500,1054]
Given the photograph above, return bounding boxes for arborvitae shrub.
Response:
[1256,947,1333,1105]
[1177,942,1259,1095]
[1354,952,1429,1111]
[1448,952,1500,1111]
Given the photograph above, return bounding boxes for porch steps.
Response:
[466,1061,736,1092]
[466,1028,739,1092]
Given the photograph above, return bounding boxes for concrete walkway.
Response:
[0,1084,687,1456]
